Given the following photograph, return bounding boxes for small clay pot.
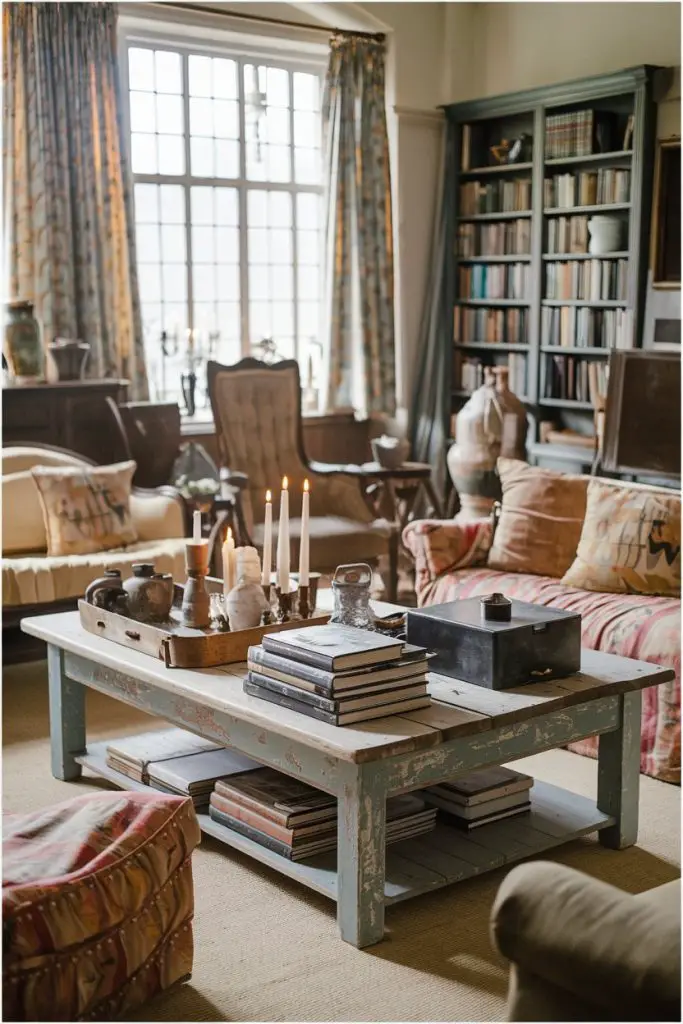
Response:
[85,569,126,610]
[122,563,174,622]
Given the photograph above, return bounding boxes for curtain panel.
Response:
[322,34,396,418]
[3,2,148,397]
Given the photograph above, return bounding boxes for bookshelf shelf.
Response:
[545,150,633,167]
[542,299,627,307]
[543,251,629,260]
[544,203,631,216]
[460,161,534,177]
[446,66,658,441]
[457,298,529,307]
[540,346,610,355]
[540,398,595,410]
[457,342,531,352]
[457,210,533,222]
[457,254,532,263]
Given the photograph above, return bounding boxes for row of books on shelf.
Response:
[453,306,528,345]
[545,258,628,301]
[457,354,527,396]
[459,179,532,215]
[541,306,633,349]
[544,169,630,208]
[458,263,529,300]
[543,354,608,403]
[544,110,633,159]
[546,215,592,254]
[457,220,530,257]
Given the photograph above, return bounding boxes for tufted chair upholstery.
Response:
[207,358,394,586]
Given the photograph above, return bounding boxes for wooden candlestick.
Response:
[275,586,292,624]
[261,583,273,625]
[182,540,211,629]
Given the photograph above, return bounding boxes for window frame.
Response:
[118,24,327,402]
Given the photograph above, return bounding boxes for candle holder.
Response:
[181,540,211,629]
[297,584,311,620]
[274,586,293,624]
[261,583,274,625]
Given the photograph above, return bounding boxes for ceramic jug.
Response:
[122,563,175,622]
[4,301,44,383]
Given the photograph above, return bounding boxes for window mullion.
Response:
[182,51,194,344]
[237,57,249,357]
[289,75,299,368]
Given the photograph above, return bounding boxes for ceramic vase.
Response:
[226,576,270,631]
[48,338,90,381]
[447,366,527,521]
[588,215,622,255]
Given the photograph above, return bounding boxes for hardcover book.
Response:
[246,670,428,714]
[214,767,337,828]
[424,790,531,820]
[426,766,533,807]
[148,748,261,804]
[247,644,428,693]
[261,624,405,671]
[445,802,532,831]
[106,728,222,782]
[244,679,431,725]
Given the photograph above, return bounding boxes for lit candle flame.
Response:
[227,527,232,540]
[303,479,309,492]
[282,476,288,490]
[266,489,272,502]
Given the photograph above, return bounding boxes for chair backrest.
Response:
[118,401,182,488]
[207,358,309,523]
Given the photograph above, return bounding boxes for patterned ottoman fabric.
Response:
[403,521,680,784]
[3,790,201,1021]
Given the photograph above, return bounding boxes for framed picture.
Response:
[651,137,681,288]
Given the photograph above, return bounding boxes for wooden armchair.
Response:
[207,358,397,597]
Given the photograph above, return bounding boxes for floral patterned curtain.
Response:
[321,33,395,417]
[3,2,148,397]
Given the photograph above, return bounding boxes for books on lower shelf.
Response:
[246,627,431,726]
[458,263,529,300]
[545,259,627,301]
[459,178,532,215]
[458,220,531,257]
[105,728,261,807]
[456,354,527,396]
[541,305,633,348]
[546,215,589,254]
[423,766,533,831]
[453,306,528,345]
[543,353,609,404]
[544,169,630,208]
[208,769,437,861]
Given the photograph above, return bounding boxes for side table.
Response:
[359,462,443,533]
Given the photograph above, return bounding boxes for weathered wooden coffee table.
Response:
[22,611,672,948]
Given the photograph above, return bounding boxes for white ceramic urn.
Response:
[588,215,622,255]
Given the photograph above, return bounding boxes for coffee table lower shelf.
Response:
[76,742,615,906]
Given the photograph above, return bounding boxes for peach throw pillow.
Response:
[487,458,589,578]
[562,478,681,597]
[31,461,138,557]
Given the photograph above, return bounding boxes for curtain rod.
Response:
[156,3,386,40]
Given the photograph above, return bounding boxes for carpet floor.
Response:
[3,660,680,1023]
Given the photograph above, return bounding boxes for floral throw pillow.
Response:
[31,461,138,557]
[562,478,681,597]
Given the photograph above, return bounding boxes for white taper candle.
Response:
[262,489,273,586]
[299,478,310,586]
[277,476,290,594]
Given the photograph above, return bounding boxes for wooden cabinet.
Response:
[3,380,129,463]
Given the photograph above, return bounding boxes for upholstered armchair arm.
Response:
[129,486,185,542]
[402,518,492,602]
[491,862,681,1023]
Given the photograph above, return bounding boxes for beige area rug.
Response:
[3,660,680,1023]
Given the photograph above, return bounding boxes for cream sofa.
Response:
[2,445,188,625]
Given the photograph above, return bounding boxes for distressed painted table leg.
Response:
[336,763,387,948]
[48,644,86,781]
[597,690,642,849]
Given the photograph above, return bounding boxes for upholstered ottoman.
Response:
[3,790,201,1021]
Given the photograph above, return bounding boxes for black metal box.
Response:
[407,598,581,690]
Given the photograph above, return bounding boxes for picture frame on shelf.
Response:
[651,137,681,288]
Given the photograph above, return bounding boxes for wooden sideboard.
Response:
[3,380,129,464]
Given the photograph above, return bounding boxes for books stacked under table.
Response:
[245,624,431,726]
[422,766,533,830]
[208,767,437,861]
[106,727,260,809]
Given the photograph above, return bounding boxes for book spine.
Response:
[260,637,336,672]
[211,792,297,844]
[208,804,295,858]
[213,781,290,826]
[244,680,337,724]
[248,670,337,711]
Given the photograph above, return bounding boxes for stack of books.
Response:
[423,766,533,830]
[208,767,437,861]
[244,625,431,726]
[106,727,260,808]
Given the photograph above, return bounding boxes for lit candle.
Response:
[277,476,290,594]
[262,489,273,586]
[192,509,202,542]
[299,479,310,586]
[222,526,236,597]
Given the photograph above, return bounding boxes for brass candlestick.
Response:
[181,540,211,629]
[297,584,311,620]
[275,586,292,623]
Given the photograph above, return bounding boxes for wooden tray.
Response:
[78,578,329,668]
